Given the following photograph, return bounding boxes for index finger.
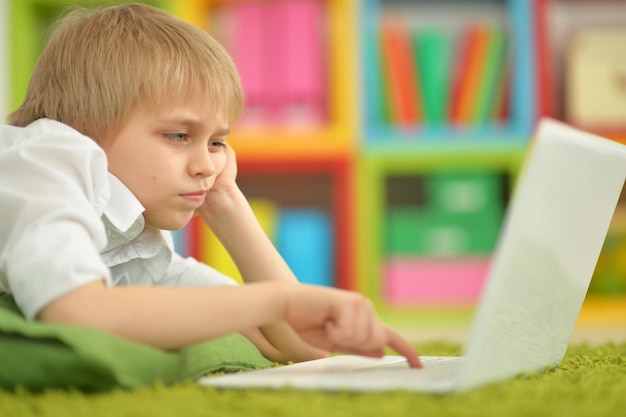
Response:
[385,327,422,368]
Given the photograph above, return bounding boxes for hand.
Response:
[202,143,239,209]
[282,284,422,368]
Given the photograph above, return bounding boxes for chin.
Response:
[145,213,194,231]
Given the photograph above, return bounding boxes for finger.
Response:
[385,327,422,368]
[365,311,387,351]
[325,295,359,345]
[350,295,386,349]
[296,327,336,351]
[350,296,374,347]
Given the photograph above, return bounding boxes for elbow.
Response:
[36,280,112,331]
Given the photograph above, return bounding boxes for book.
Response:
[276,0,326,126]
[228,2,268,126]
[565,28,626,128]
[492,44,511,121]
[365,24,388,128]
[170,227,189,257]
[380,19,420,127]
[448,27,472,125]
[474,26,507,124]
[276,209,334,287]
[414,28,453,125]
[450,24,490,125]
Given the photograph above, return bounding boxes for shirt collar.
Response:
[104,173,145,233]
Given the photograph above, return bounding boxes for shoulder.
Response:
[2,119,102,150]
[1,119,111,212]
[1,119,106,165]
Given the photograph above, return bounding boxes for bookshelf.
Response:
[6,0,357,290]
[175,0,358,289]
[176,0,357,162]
[0,0,8,122]
[236,158,355,289]
[536,0,626,299]
[361,0,537,145]
[536,0,626,142]
[4,0,626,316]
[356,0,536,316]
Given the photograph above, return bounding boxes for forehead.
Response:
[148,82,230,123]
[159,99,227,123]
[145,86,221,116]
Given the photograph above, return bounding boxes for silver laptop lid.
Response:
[458,118,626,391]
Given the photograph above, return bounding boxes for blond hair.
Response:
[9,3,243,141]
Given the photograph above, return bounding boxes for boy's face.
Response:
[99,95,230,230]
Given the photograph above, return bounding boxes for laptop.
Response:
[199,118,626,393]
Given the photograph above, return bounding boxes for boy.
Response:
[0,3,420,367]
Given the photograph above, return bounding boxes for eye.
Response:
[209,140,226,151]
[165,132,189,143]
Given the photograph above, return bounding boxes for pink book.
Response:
[230,2,268,126]
[385,257,490,306]
[273,0,326,126]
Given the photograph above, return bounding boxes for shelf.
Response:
[537,0,626,139]
[11,0,626,311]
[177,0,357,159]
[578,295,626,327]
[356,146,525,310]
[237,158,356,290]
[387,295,626,343]
[226,127,355,162]
[360,0,537,144]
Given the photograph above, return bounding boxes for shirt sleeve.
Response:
[0,120,112,320]
[158,230,239,287]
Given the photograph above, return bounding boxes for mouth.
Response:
[180,191,207,204]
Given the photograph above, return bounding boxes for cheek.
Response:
[214,152,228,173]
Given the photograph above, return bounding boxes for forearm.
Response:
[38,280,286,350]
[198,186,298,284]
[199,186,327,361]
[37,278,422,368]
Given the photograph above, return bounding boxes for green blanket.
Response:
[0,294,272,391]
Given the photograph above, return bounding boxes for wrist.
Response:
[257,281,292,324]
[203,182,243,210]
[198,184,247,223]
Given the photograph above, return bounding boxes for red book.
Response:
[380,19,420,127]
[450,25,490,125]
[394,22,421,126]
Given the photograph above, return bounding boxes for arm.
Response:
[38,279,421,367]
[199,188,328,362]
[195,145,330,362]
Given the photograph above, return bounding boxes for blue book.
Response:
[170,227,189,257]
[276,209,334,287]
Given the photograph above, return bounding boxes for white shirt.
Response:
[0,119,237,320]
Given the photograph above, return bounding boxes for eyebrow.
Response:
[212,127,231,137]
[157,116,230,137]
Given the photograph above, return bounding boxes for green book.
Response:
[365,26,389,127]
[414,28,453,125]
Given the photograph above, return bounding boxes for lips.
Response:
[181,191,207,196]
[180,191,207,203]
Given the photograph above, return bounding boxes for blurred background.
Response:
[2,0,625,342]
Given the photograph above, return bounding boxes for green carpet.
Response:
[1,341,625,417]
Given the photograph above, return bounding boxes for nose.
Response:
[188,147,216,178]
